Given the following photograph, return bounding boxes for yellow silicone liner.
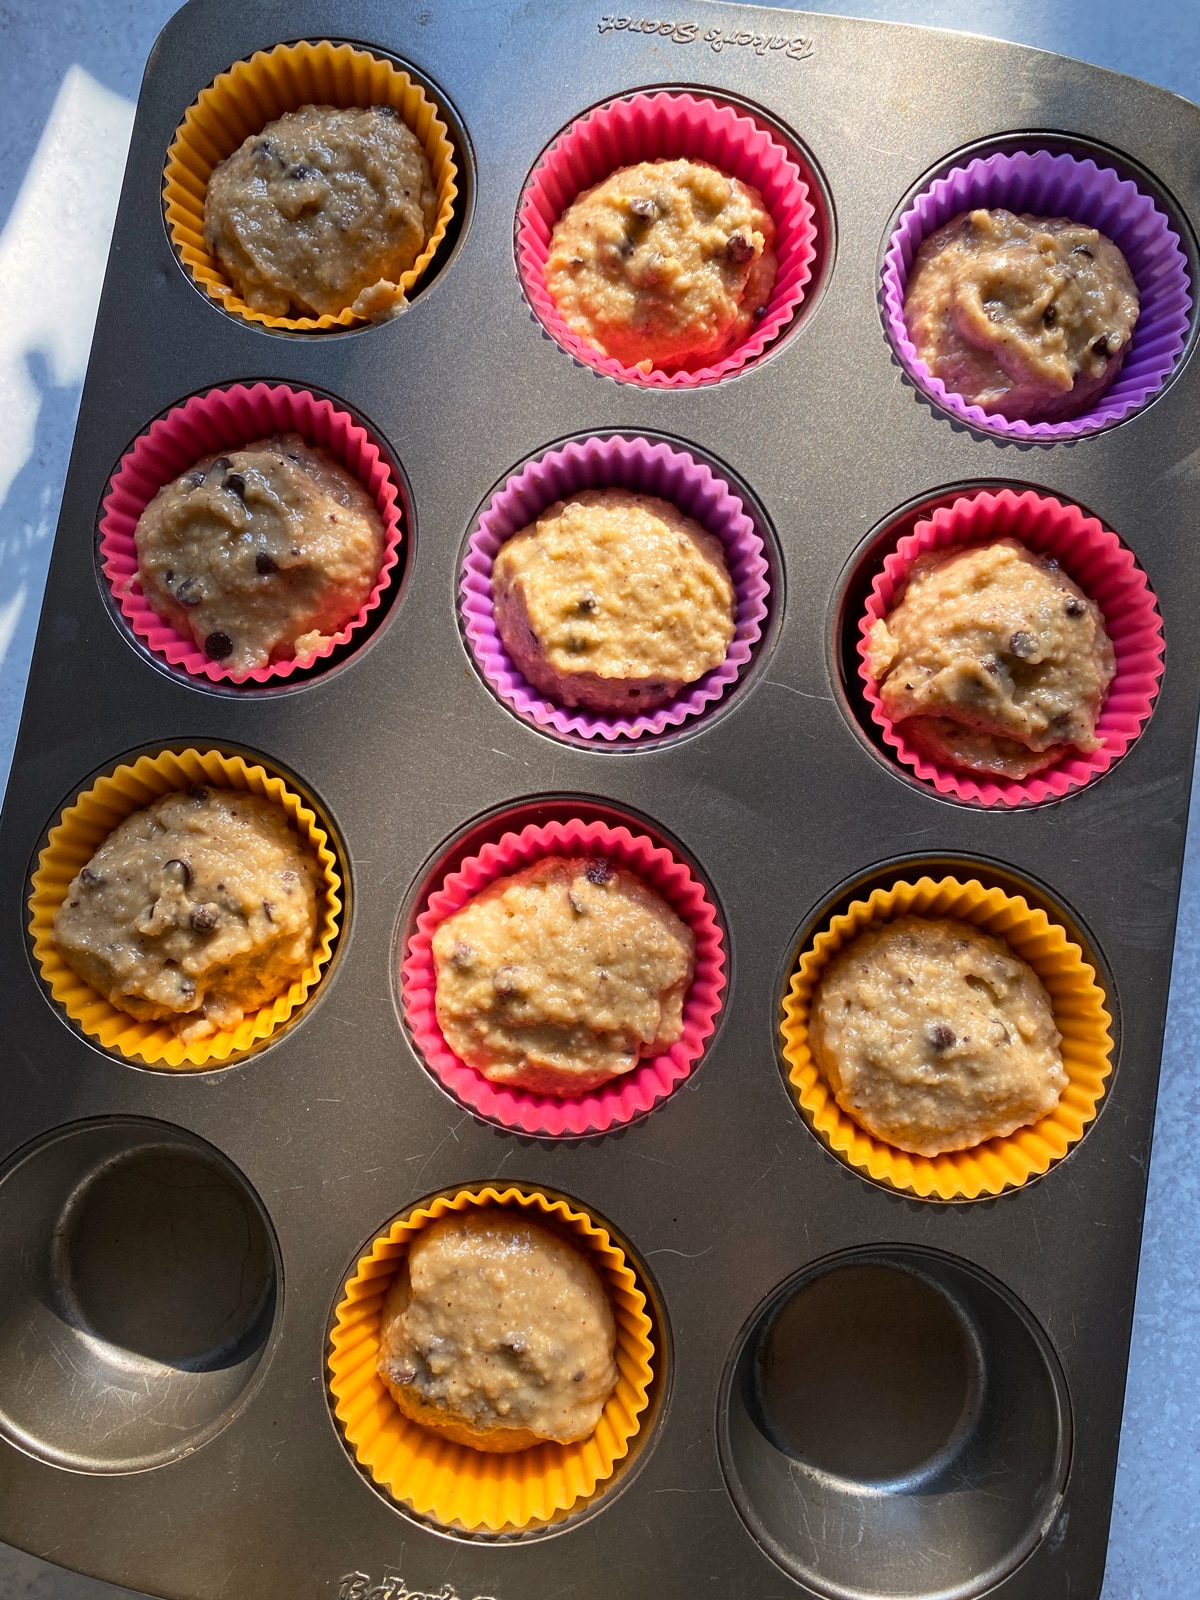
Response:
[327,1185,656,1533]
[163,40,459,331]
[28,748,342,1070]
[780,876,1114,1202]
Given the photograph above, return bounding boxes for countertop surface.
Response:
[0,2,1196,1596]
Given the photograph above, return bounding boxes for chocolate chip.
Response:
[175,577,202,607]
[80,867,105,888]
[574,595,596,615]
[983,656,1001,676]
[262,900,275,923]
[1065,596,1086,618]
[585,858,612,885]
[393,1367,416,1384]
[1072,244,1094,258]
[163,858,192,888]
[572,1370,585,1383]
[628,195,657,221]
[1042,304,1057,327]
[373,103,398,117]
[288,165,317,181]
[204,631,234,660]
[493,965,521,997]
[255,551,278,575]
[1092,336,1111,359]
[928,1022,956,1051]
[190,905,218,933]
[502,1336,527,1355]
[211,456,231,474]
[450,940,474,971]
[164,569,173,584]
[1009,631,1037,659]
[753,303,769,320]
[281,870,298,888]
[223,471,247,500]
[1042,556,1060,572]
[253,139,277,160]
[565,634,588,655]
[725,233,755,265]
[188,786,208,802]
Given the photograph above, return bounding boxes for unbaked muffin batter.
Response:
[867,539,1115,779]
[135,434,385,675]
[544,158,777,369]
[53,787,320,1041]
[493,488,736,712]
[904,208,1139,420]
[204,104,437,319]
[377,1211,618,1452]
[811,915,1066,1157]
[432,855,695,1095]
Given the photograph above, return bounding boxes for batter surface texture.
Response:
[377,1211,619,1452]
[204,104,437,320]
[134,435,385,676]
[493,488,736,712]
[544,158,776,369]
[903,208,1139,421]
[811,915,1067,1157]
[432,855,695,1096]
[867,539,1115,780]
[53,787,320,1041]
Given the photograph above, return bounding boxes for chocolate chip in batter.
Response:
[493,965,522,997]
[1009,631,1038,660]
[188,786,208,802]
[372,104,398,118]
[1042,303,1057,327]
[204,631,234,660]
[927,1022,957,1051]
[80,868,105,888]
[255,551,278,575]
[288,165,317,181]
[1092,336,1111,359]
[223,471,247,500]
[1064,596,1086,618]
[725,233,755,265]
[628,196,657,222]
[574,594,596,615]
[392,1366,416,1384]
[190,905,218,933]
[450,941,474,972]
[262,900,275,923]
[163,858,192,888]
[175,577,202,607]
[1072,244,1094,258]
[211,456,231,474]
[585,858,613,885]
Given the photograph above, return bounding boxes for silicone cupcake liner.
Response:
[462,435,769,741]
[516,91,818,386]
[780,876,1114,1201]
[881,149,1192,439]
[857,489,1165,806]
[402,817,725,1136]
[327,1184,656,1532]
[163,40,459,332]
[28,748,342,1069]
[98,382,404,686]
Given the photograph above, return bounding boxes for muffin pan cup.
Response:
[2,2,1200,1597]
[326,1184,656,1533]
[461,433,770,742]
[856,488,1165,806]
[780,874,1114,1201]
[163,39,460,331]
[28,746,343,1069]
[401,815,726,1136]
[880,147,1192,440]
[98,382,406,685]
[517,89,819,386]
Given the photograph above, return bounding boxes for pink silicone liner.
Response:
[881,149,1193,440]
[517,90,818,387]
[857,488,1165,806]
[402,817,726,1136]
[98,382,404,684]
[462,435,769,742]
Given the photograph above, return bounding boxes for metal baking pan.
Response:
[1,1,1198,1596]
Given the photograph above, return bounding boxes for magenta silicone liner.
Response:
[461,434,769,742]
[857,488,1165,806]
[401,816,726,1136]
[516,90,818,387]
[98,382,404,684]
[880,149,1193,440]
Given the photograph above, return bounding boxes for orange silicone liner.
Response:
[163,40,459,331]
[28,748,342,1069]
[780,876,1114,1201]
[327,1185,656,1533]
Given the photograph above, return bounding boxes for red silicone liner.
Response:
[98,382,404,685]
[516,90,818,387]
[401,817,726,1136]
[462,434,769,742]
[857,489,1165,806]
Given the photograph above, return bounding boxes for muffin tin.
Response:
[0,1,1198,1596]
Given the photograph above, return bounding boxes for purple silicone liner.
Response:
[461,435,770,742]
[881,149,1193,441]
